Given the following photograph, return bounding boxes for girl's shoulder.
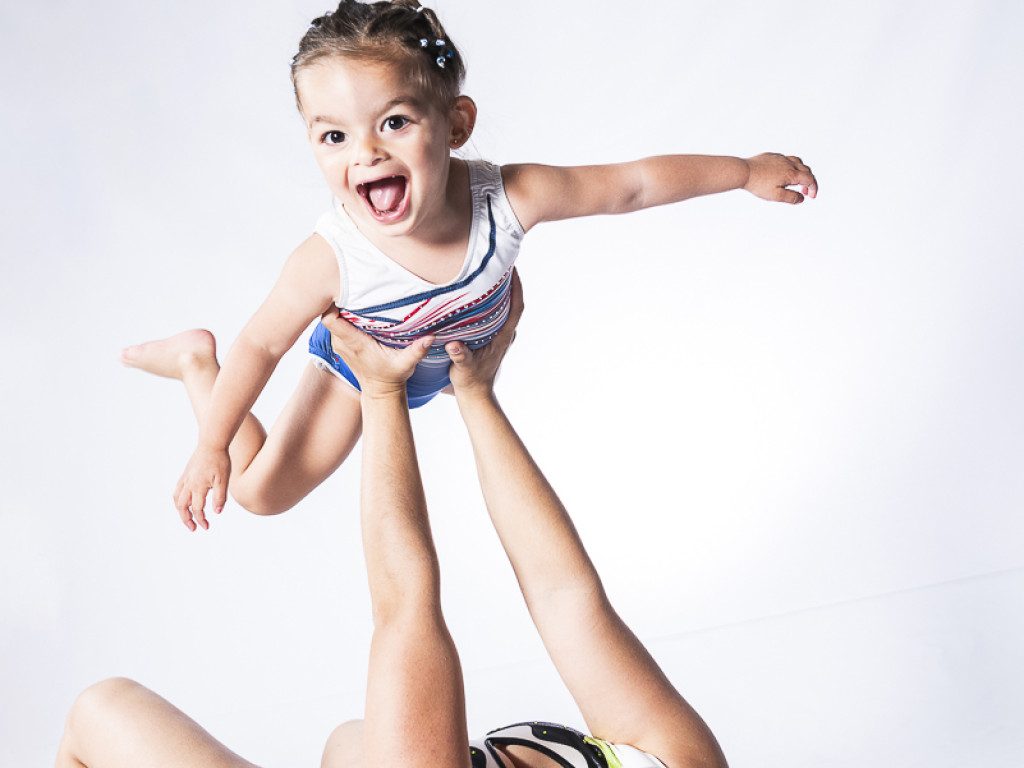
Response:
[288,232,339,275]
[492,162,550,233]
[465,159,525,239]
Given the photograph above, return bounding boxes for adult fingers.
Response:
[445,339,471,363]
[507,269,525,328]
[490,270,525,350]
[320,309,366,355]
[403,335,435,366]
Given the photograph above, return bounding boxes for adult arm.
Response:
[446,274,728,768]
[321,314,472,768]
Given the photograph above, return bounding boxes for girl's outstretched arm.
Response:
[445,274,728,768]
[502,152,817,231]
[174,234,338,528]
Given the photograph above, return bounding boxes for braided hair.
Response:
[291,0,466,112]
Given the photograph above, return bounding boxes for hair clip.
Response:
[415,5,424,12]
[420,38,429,47]
[436,56,446,68]
[435,39,446,46]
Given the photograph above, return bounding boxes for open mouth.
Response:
[357,175,409,222]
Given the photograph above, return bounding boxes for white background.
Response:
[2,0,1023,765]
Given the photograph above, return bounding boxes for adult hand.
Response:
[320,309,433,398]
[743,152,818,204]
[445,270,524,396]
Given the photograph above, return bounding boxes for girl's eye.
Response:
[382,116,409,132]
[321,130,346,145]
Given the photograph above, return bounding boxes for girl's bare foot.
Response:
[119,329,218,380]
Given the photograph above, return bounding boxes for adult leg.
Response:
[121,332,363,516]
[320,720,364,768]
[55,677,260,768]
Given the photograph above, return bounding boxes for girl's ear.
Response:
[449,95,477,148]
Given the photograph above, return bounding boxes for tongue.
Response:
[368,178,404,213]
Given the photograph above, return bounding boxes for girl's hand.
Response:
[743,153,818,204]
[445,270,524,396]
[174,445,230,532]
[320,309,433,398]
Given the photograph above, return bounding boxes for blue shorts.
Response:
[308,321,449,409]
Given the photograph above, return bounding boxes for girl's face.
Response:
[297,56,468,242]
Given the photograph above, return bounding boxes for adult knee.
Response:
[66,678,141,739]
[321,719,364,768]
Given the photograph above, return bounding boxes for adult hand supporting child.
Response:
[319,309,435,400]
[444,269,524,398]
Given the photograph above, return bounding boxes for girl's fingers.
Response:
[211,481,227,515]
[176,495,196,531]
[779,187,805,204]
[189,490,208,530]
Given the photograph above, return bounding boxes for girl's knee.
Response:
[229,482,293,517]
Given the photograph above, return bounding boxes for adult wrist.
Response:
[360,383,409,405]
[453,385,500,412]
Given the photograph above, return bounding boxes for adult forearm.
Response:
[360,390,440,621]
[455,391,601,598]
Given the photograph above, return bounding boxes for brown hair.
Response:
[291,0,466,112]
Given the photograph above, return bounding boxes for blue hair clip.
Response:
[420,38,429,47]
[436,56,446,68]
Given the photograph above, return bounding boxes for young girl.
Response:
[121,0,817,531]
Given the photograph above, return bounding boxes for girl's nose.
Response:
[353,135,386,166]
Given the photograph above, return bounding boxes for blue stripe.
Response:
[350,196,497,319]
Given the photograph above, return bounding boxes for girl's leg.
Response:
[454,391,728,768]
[121,331,363,515]
[55,677,260,768]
